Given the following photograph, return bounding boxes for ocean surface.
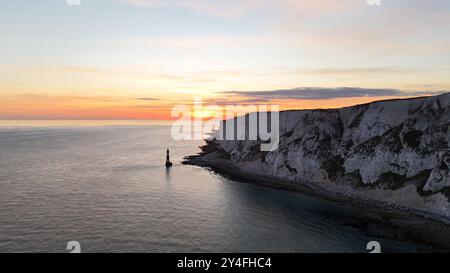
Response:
[0,125,435,252]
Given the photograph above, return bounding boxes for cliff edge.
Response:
[186,93,450,221]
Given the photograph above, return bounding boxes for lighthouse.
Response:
[165,149,173,168]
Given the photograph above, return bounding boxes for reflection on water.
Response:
[0,126,436,252]
[165,167,172,182]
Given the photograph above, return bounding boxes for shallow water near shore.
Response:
[0,125,441,252]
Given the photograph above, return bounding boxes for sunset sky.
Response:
[1,0,450,120]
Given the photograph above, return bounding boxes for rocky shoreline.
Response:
[184,93,450,250]
[184,151,450,251]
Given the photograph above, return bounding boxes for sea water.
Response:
[0,125,435,252]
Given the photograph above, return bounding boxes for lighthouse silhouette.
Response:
[165,149,173,168]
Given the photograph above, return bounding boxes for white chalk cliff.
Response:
[189,93,450,220]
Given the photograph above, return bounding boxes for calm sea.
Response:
[0,124,434,252]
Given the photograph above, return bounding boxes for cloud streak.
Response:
[222,87,447,101]
[116,0,265,18]
[136,97,159,101]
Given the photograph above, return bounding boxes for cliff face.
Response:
[192,93,450,219]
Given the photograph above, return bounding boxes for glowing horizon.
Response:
[1,0,450,120]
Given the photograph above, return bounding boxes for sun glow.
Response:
[1,1,449,120]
